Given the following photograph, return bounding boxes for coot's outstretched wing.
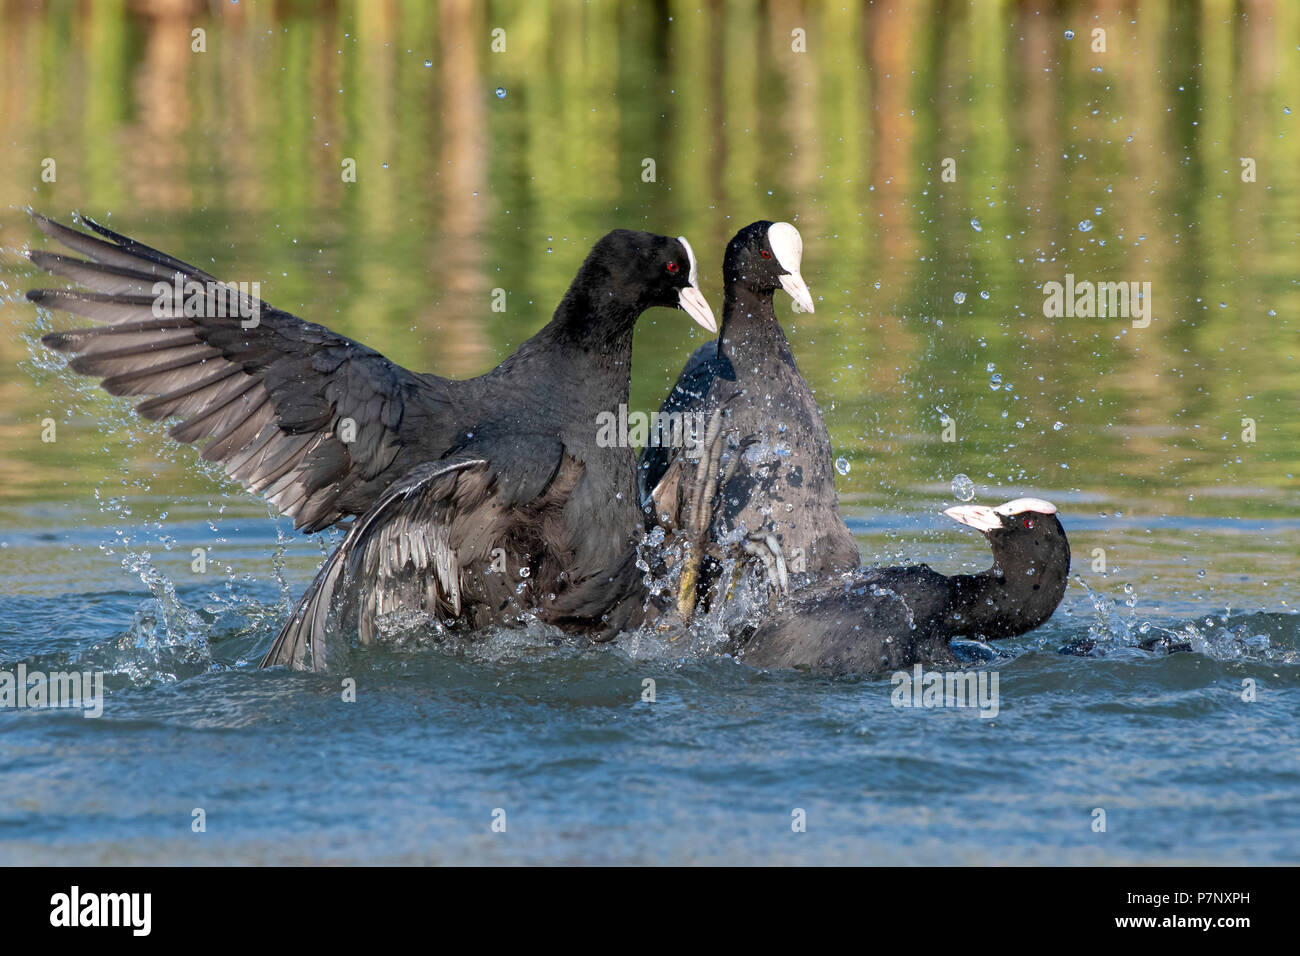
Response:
[26,214,451,533]
[261,434,573,670]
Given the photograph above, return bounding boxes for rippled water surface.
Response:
[1,497,1295,865]
[1,2,1298,864]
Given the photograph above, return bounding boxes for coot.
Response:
[738,498,1070,674]
[26,215,716,669]
[638,221,859,613]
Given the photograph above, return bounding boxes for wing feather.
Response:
[27,213,454,532]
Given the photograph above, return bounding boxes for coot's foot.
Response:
[673,405,790,617]
[675,406,731,617]
[741,533,790,599]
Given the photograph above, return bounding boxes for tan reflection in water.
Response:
[428,0,492,376]
[127,1,195,210]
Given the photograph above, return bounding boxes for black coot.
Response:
[738,498,1071,674]
[638,220,859,612]
[26,215,716,669]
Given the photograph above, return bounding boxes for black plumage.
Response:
[638,221,859,608]
[738,499,1071,674]
[26,215,716,669]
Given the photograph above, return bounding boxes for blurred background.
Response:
[1,0,1296,525]
[0,0,1297,868]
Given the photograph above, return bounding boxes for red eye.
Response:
[666,261,679,273]
[760,250,772,259]
[1023,517,1035,529]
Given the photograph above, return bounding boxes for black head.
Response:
[576,229,716,332]
[723,220,815,313]
[945,498,1071,637]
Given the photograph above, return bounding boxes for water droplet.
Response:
[835,457,851,476]
[424,59,433,68]
[1064,29,1075,39]
[989,373,1002,390]
[979,290,990,300]
[1053,421,1064,431]
[970,218,982,232]
[953,291,966,304]
[951,474,975,501]
[1078,219,1093,232]
[495,86,507,99]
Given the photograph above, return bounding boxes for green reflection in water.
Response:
[1,0,1296,520]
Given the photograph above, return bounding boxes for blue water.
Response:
[3,0,1299,868]
[2,499,1296,865]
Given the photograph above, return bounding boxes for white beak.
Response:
[943,505,1002,533]
[678,285,717,333]
[768,222,815,314]
[779,271,815,314]
[675,235,716,332]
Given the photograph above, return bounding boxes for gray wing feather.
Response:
[260,456,488,670]
[27,213,451,533]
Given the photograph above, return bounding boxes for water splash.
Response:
[1067,575,1290,663]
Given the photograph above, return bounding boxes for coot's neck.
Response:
[718,281,793,371]
[511,282,640,410]
[947,545,1070,639]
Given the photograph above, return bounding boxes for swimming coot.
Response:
[737,498,1070,674]
[26,215,716,669]
[638,221,859,612]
